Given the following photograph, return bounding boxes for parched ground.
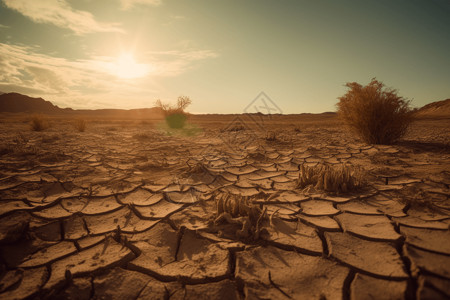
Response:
[0,114,449,299]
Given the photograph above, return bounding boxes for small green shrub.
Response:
[297,163,365,194]
[30,114,48,131]
[337,78,415,144]
[164,113,187,129]
[155,96,192,129]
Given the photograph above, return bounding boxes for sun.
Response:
[112,53,150,79]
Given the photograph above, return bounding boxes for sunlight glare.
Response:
[112,53,150,79]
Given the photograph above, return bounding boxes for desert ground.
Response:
[0,113,449,299]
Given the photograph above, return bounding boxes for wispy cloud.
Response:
[0,43,218,108]
[0,24,10,29]
[2,0,123,35]
[120,0,162,10]
[144,49,218,76]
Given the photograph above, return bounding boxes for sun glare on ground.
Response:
[112,53,150,79]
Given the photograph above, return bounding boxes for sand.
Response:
[0,114,449,299]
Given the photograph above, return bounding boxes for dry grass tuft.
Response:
[395,185,448,212]
[213,193,267,240]
[74,119,86,132]
[337,78,415,144]
[155,96,192,129]
[265,131,277,141]
[297,163,365,194]
[30,114,48,131]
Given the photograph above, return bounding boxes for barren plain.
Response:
[0,113,449,299]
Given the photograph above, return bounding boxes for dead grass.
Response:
[395,185,448,211]
[297,163,365,194]
[265,131,277,141]
[0,133,40,157]
[337,78,415,144]
[30,114,49,131]
[213,193,267,240]
[74,119,86,132]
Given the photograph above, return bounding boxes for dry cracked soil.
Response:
[0,115,449,299]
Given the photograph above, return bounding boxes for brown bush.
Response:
[337,78,415,144]
[74,119,86,132]
[30,114,48,131]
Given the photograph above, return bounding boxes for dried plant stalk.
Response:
[297,163,365,194]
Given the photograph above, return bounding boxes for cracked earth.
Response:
[0,117,449,299]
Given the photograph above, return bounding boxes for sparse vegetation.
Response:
[0,133,39,157]
[156,96,192,129]
[30,114,48,131]
[337,78,415,144]
[213,193,267,240]
[297,163,365,194]
[265,131,277,141]
[395,185,448,211]
[74,119,86,132]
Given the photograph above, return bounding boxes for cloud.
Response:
[2,0,123,35]
[0,43,112,97]
[0,24,10,29]
[120,0,162,10]
[145,49,218,76]
[0,43,218,108]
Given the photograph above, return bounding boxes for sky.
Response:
[0,0,449,114]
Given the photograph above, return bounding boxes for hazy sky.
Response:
[0,0,449,113]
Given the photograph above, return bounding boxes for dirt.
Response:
[0,115,449,299]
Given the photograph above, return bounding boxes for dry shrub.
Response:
[155,96,192,129]
[74,119,86,132]
[1,133,39,157]
[394,185,447,211]
[265,131,277,141]
[30,114,48,131]
[213,193,267,240]
[337,78,415,144]
[297,163,365,194]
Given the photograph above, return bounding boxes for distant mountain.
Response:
[0,93,67,114]
[2,92,448,118]
[416,98,450,118]
[0,92,163,118]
